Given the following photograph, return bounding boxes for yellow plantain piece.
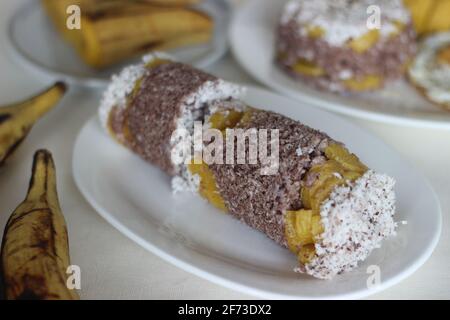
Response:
[42,0,80,44]
[208,109,244,132]
[1,150,79,300]
[43,0,202,17]
[42,0,213,68]
[186,109,247,211]
[291,144,368,264]
[347,29,380,53]
[438,45,450,65]
[324,143,368,174]
[403,0,435,35]
[146,30,212,56]
[284,210,323,254]
[188,161,227,211]
[404,0,450,35]
[0,82,67,166]
[142,0,202,6]
[342,74,382,91]
[306,25,325,39]
[292,58,325,77]
[80,7,212,68]
[301,145,367,215]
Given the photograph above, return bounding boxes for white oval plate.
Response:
[73,86,441,299]
[230,0,450,129]
[7,0,231,88]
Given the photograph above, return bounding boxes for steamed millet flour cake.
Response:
[99,54,398,279]
[276,0,417,93]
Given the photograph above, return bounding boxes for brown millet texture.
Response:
[209,109,335,246]
[276,22,417,92]
[123,62,216,175]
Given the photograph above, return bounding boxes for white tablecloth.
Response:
[0,0,449,299]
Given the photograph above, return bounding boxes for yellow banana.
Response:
[142,0,201,5]
[403,0,450,35]
[0,82,67,166]
[152,30,211,51]
[79,8,212,68]
[1,150,79,300]
[43,0,202,15]
[42,0,212,68]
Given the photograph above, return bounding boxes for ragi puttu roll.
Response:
[276,0,417,93]
[99,54,397,279]
[99,53,244,178]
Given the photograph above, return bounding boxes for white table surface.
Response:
[0,0,449,300]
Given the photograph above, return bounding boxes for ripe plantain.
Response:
[0,82,67,166]
[404,0,450,35]
[142,0,201,5]
[78,6,212,68]
[1,150,79,300]
[42,0,212,68]
[43,0,202,15]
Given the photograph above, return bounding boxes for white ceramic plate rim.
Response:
[73,86,441,299]
[229,0,450,130]
[7,0,231,88]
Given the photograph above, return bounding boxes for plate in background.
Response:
[230,0,450,129]
[7,0,231,88]
[73,86,441,299]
